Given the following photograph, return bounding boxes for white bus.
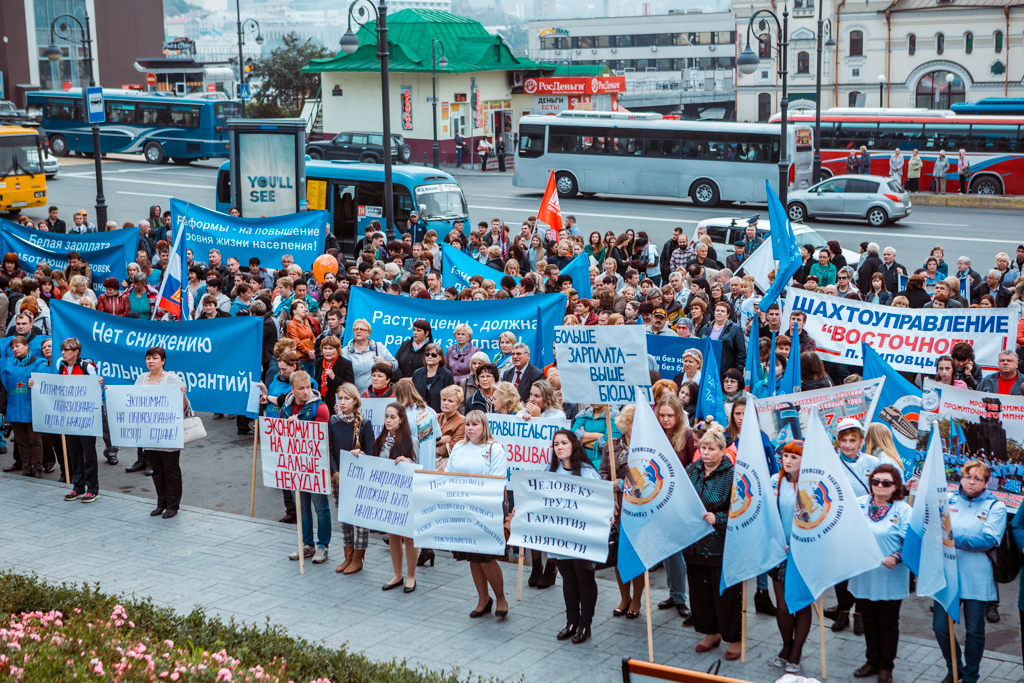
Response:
[513,111,813,207]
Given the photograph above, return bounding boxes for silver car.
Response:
[786,174,911,227]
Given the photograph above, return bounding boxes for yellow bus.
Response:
[0,125,47,215]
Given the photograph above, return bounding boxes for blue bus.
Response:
[951,98,1024,116]
[216,160,470,253]
[27,89,240,164]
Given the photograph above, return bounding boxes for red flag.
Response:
[536,170,562,232]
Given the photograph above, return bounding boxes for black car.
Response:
[306,132,412,164]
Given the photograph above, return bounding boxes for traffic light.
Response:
[244,58,253,74]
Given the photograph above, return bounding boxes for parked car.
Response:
[305,132,412,164]
[692,217,859,265]
[42,147,60,178]
[0,100,30,124]
[786,174,911,227]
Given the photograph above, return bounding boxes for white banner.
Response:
[105,385,184,449]
[784,288,1018,373]
[554,325,651,404]
[30,373,103,437]
[508,470,614,562]
[336,450,417,535]
[487,414,569,480]
[259,416,330,494]
[359,398,391,441]
[412,471,507,554]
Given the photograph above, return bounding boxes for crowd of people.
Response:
[2,201,1024,682]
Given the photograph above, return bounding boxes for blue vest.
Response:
[1,354,44,422]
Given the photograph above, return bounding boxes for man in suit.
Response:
[501,342,544,403]
[956,256,982,294]
[879,247,906,294]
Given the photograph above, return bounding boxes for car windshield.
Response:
[414,182,468,219]
[0,135,42,178]
[0,102,16,114]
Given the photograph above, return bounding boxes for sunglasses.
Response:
[425,352,440,358]
[870,479,896,488]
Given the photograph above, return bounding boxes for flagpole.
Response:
[814,597,827,679]
[644,570,654,663]
[741,580,747,663]
[516,551,524,601]
[949,615,959,683]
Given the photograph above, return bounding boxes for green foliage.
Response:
[245,100,288,119]
[0,572,501,683]
[249,33,333,117]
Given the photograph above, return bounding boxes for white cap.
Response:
[836,417,865,436]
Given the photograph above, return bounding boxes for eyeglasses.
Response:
[870,479,896,488]
[425,352,440,358]
[353,327,370,333]
[961,475,986,484]
[837,275,848,280]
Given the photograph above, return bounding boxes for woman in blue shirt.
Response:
[849,464,911,683]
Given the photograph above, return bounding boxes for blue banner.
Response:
[645,335,722,420]
[0,218,136,293]
[344,287,566,368]
[170,198,327,269]
[49,299,263,414]
[441,244,592,300]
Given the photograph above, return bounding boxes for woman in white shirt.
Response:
[849,464,911,683]
[393,379,442,569]
[134,347,189,519]
[448,410,509,620]
[516,380,565,421]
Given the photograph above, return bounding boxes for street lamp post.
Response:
[430,39,448,169]
[738,4,791,207]
[813,0,835,183]
[878,74,886,107]
[44,14,107,229]
[340,0,396,240]
[235,0,264,118]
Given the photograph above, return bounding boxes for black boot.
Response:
[416,549,435,567]
[822,604,840,620]
[853,612,864,635]
[528,558,544,587]
[754,588,777,616]
[536,560,558,589]
[831,610,850,632]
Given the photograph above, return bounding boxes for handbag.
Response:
[183,410,207,444]
[986,510,1021,584]
[593,523,619,571]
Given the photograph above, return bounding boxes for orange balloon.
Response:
[312,254,339,283]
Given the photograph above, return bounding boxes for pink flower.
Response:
[170,674,180,682]
[216,668,233,682]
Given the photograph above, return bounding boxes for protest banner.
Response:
[441,244,592,300]
[487,414,569,480]
[647,335,727,424]
[170,198,327,269]
[259,416,330,494]
[105,385,184,449]
[336,450,417,536]
[863,344,925,476]
[49,299,262,415]
[345,287,566,368]
[784,288,1018,373]
[919,379,1024,511]
[0,218,136,293]
[359,397,391,440]
[30,372,103,437]
[507,470,614,562]
[752,378,884,459]
[412,471,507,555]
[555,325,651,404]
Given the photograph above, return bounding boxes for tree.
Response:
[163,0,200,17]
[248,33,332,117]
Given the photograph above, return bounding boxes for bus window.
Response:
[923,124,969,151]
[549,128,581,154]
[518,125,545,158]
[138,105,169,126]
[969,124,1018,152]
[169,105,201,128]
[394,184,414,226]
[46,99,81,121]
[333,183,357,253]
[834,122,877,149]
[645,136,681,158]
[106,102,137,124]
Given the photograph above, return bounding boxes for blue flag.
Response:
[441,243,592,300]
[170,198,327,269]
[899,272,909,292]
[762,181,802,308]
[49,299,263,414]
[759,331,778,397]
[701,341,729,428]
[862,343,923,475]
[743,318,762,393]
[959,276,970,304]
[779,328,801,395]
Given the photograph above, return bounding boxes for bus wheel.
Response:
[171,158,193,165]
[144,142,165,165]
[689,179,719,207]
[48,135,69,157]
[971,176,1001,195]
[555,172,578,198]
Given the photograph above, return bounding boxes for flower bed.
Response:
[0,573,496,683]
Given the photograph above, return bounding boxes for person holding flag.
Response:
[153,214,188,320]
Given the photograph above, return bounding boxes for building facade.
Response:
[735,0,1024,122]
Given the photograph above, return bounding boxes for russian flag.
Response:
[154,221,187,319]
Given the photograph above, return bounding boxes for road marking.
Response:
[117,191,172,198]
[62,176,212,189]
[810,225,1004,244]
[468,204,699,224]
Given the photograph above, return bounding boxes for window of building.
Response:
[849,30,864,57]
[616,34,633,48]
[758,35,771,59]
[797,52,810,73]
[848,91,863,107]
[758,93,772,122]
[936,33,945,55]
[908,34,916,55]
[915,70,965,109]
[576,36,594,48]
[633,34,654,47]
[965,32,973,54]
[995,30,1004,52]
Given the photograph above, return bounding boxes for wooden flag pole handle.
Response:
[814,597,827,679]
[249,430,258,517]
[295,490,305,575]
[516,551,525,601]
[60,434,70,486]
[949,614,959,683]
[741,580,747,663]
[644,570,654,663]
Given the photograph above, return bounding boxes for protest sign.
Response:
[508,470,614,562]
[784,288,1018,373]
[919,380,1024,511]
[0,218,135,293]
[359,398,391,441]
[105,385,184,449]
[441,244,592,300]
[259,416,330,494]
[345,287,566,368]
[555,325,651,404]
[863,344,925,476]
[752,378,884,462]
[50,299,262,415]
[30,373,103,437]
[487,414,569,480]
[170,198,327,269]
[336,450,417,536]
[412,471,507,554]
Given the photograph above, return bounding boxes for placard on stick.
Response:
[259,416,329,494]
[30,373,103,437]
[554,325,651,404]
[105,385,184,449]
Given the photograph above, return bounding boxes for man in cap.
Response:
[741,216,763,253]
[403,211,427,244]
[726,241,747,272]
[646,308,674,336]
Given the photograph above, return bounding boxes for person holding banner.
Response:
[849,464,911,683]
[447,410,509,619]
[134,347,189,518]
[655,395,694,618]
[373,402,420,593]
[932,460,1007,683]
[0,335,45,479]
[329,383,376,575]
[572,404,619,471]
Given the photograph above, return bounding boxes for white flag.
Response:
[739,240,776,293]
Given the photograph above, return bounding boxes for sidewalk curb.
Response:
[909,193,1024,211]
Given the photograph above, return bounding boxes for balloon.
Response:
[312,254,339,283]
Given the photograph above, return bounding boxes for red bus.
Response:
[769,108,1024,196]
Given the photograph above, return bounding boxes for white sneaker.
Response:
[770,657,788,668]
[289,544,315,561]
[311,546,329,564]
[784,661,802,674]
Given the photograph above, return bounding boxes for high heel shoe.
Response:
[527,559,544,587]
[495,602,508,619]
[612,606,628,617]
[469,598,493,619]
[695,637,722,653]
[725,648,742,661]
[416,549,435,567]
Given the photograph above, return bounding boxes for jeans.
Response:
[67,435,98,494]
[663,550,688,604]
[933,599,987,683]
[757,572,769,591]
[456,146,463,167]
[300,492,331,548]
